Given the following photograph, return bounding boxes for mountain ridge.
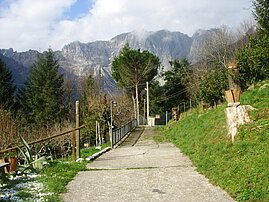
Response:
[0,29,213,93]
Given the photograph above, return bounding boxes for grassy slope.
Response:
[165,80,269,201]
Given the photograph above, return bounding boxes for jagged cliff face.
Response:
[0,29,212,94]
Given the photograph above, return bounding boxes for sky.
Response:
[0,0,253,52]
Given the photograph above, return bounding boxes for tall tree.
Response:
[235,0,269,89]
[163,59,191,111]
[253,0,269,35]
[148,80,165,115]
[190,27,235,105]
[112,44,160,123]
[19,49,65,127]
[0,58,16,110]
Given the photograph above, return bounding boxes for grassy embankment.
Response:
[162,80,269,201]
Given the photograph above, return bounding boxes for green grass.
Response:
[80,141,111,159]
[152,126,169,143]
[37,142,111,201]
[164,80,269,201]
[141,126,169,143]
[38,161,87,201]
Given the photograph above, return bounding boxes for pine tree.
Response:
[112,44,160,123]
[0,58,16,110]
[254,0,269,35]
[19,49,65,127]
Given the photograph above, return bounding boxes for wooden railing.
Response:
[0,126,84,161]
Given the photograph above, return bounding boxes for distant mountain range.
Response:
[0,29,214,94]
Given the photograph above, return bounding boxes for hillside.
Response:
[0,29,213,93]
[164,80,269,201]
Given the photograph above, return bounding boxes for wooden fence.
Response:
[0,126,84,161]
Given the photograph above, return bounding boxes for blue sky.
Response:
[64,0,93,20]
[0,0,253,51]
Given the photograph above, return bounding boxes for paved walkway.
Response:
[62,127,234,202]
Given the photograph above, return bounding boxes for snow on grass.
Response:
[0,172,52,201]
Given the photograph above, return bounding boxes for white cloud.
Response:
[0,0,253,51]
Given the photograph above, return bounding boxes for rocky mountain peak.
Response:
[0,29,214,94]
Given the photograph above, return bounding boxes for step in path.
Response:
[62,127,234,202]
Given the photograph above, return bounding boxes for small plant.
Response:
[17,136,47,173]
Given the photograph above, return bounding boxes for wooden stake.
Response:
[72,130,76,161]
[76,100,80,159]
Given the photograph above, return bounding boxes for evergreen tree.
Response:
[163,59,191,111]
[148,80,165,115]
[253,0,269,35]
[19,49,65,127]
[112,44,160,122]
[0,58,16,110]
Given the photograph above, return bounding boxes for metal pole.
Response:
[96,121,98,146]
[75,100,80,159]
[144,99,146,125]
[146,82,149,125]
[98,122,101,146]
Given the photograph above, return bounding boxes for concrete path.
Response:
[62,127,234,202]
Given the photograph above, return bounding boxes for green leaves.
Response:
[163,59,191,110]
[112,44,160,92]
[236,34,269,90]
[235,1,269,90]
[198,69,228,106]
[0,58,15,110]
[253,0,269,35]
[18,49,65,127]
[17,135,48,172]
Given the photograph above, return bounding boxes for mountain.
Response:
[0,29,212,94]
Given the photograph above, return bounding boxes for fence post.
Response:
[76,100,80,159]
[72,130,76,161]
[165,111,168,125]
[96,121,98,146]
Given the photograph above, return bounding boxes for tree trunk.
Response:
[132,95,137,120]
[225,105,254,142]
[136,83,140,125]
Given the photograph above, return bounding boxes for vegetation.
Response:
[148,80,165,115]
[236,0,269,90]
[163,59,191,110]
[81,75,110,145]
[0,58,16,110]
[197,68,228,106]
[38,161,87,201]
[164,80,269,201]
[1,143,110,201]
[112,44,160,122]
[0,107,20,150]
[1,0,269,201]
[17,49,66,128]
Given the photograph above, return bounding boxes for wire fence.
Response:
[112,119,137,147]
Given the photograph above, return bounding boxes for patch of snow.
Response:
[0,172,52,201]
